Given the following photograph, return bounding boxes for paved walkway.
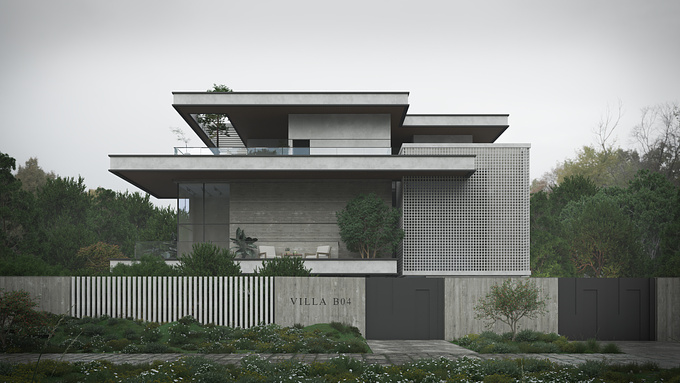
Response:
[0,340,678,369]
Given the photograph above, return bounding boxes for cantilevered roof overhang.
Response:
[392,115,509,151]
[109,154,476,198]
[172,92,411,147]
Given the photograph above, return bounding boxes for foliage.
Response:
[633,102,680,186]
[0,152,178,275]
[530,171,680,277]
[454,330,621,355]
[0,152,34,259]
[5,316,370,355]
[561,192,644,277]
[0,289,47,350]
[196,84,233,146]
[336,193,404,258]
[1,353,674,382]
[177,242,241,276]
[254,256,311,276]
[110,254,179,276]
[473,279,548,341]
[556,146,642,188]
[230,227,258,258]
[14,157,55,194]
[75,241,124,274]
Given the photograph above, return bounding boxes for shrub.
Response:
[585,338,601,353]
[0,289,47,350]
[515,329,540,342]
[474,279,548,341]
[142,342,171,353]
[110,254,179,276]
[177,243,242,276]
[254,256,311,276]
[602,342,622,353]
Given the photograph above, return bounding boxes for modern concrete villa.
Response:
[109,91,530,276]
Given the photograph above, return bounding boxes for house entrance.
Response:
[365,277,444,340]
[558,278,655,340]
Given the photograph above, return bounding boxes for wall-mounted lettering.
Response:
[289,297,352,306]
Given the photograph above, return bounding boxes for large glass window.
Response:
[177,183,229,257]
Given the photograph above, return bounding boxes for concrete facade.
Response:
[656,278,680,342]
[274,277,366,335]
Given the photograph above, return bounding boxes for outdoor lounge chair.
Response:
[305,245,331,258]
[258,246,277,258]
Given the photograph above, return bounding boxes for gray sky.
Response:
[2,0,678,207]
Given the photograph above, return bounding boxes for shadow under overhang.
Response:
[109,154,476,198]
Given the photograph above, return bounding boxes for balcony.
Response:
[174,147,392,156]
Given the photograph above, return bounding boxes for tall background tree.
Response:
[530,102,680,277]
[0,152,177,275]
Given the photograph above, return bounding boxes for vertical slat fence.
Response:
[71,276,273,328]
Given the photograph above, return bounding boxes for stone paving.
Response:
[0,340,679,369]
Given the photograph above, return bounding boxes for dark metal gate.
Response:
[558,278,656,341]
[365,277,444,340]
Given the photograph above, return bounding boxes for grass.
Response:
[453,330,623,354]
[0,355,676,382]
[1,314,370,354]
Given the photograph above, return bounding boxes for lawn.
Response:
[3,314,370,354]
[453,330,622,354]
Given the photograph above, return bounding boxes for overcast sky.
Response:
[2,0,678,207]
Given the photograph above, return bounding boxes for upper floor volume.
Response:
[109,91,510,199]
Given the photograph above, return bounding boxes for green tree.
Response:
[33,176,94,270]
[530,175,598,277]
[0,153,34,258]
[556,146,641,189]
[14,157,55,194]
[177,243,241,276]
[197,84,233,146]
[656,187,680,276]
[561,192,644,277]
[336,193,404,259]
[254,256,311,276]
[473,279,548,341]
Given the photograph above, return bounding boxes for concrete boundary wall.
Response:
[274,277,365,336]
[0,277,676,341]
[0,277,71,315]
[657,278,680,341]
[444,277,559,340]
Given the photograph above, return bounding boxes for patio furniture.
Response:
[258,246,277,258]
[305,245,331,258]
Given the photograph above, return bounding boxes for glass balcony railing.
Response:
[174,147,392,156]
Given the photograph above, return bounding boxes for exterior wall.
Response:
[274,277,366,335]
[444,277,558,340]
[657,278,680,341]
[400,144,530,276]
[230,180,392,258]
[0,277,71,315]
[289,114,391,150]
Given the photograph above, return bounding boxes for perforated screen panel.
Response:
[400,144,530,276]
